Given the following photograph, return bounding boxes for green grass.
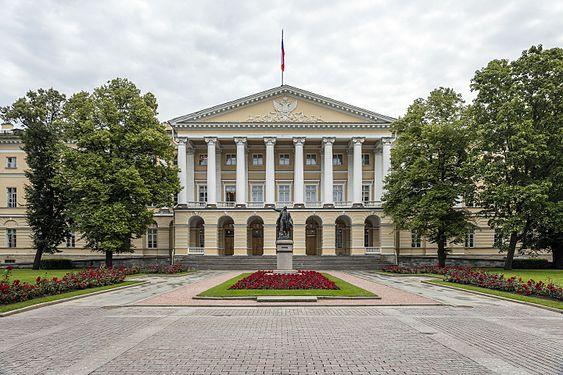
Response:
[198,273,376,297]
[428,280,562,310]
[4,269,81,283]
[479,268,562,286]
[0,280,142,314]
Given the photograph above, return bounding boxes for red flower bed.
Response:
[229,270,339,290]
[445,268,563,300]
[382,265,470,275]
[0,267,126,305]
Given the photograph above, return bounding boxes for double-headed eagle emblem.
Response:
[272,96,298,120]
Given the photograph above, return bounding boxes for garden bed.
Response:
[198,271,376,298]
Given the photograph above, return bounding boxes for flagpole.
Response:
[281,29,284,86]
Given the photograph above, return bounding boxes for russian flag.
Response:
[281,31,285,72]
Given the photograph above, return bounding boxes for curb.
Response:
[112,302,443,308]
[422,280,562,314]
[0,281,149,317]
[193,295,382,301]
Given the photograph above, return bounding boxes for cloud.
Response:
[1,0,562,121]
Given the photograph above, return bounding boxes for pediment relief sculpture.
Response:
[246,96,324,123]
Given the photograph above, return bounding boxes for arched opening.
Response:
[188,216,205,253]
[364,215,381,252]
[218,216,234,256]
[335,215,351,256]
[305,216,323,256]
[247,216,264,256]
[146,221,158,249]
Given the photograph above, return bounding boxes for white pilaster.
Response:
[322,137,335,207]
[352,137,365,207]
[177,138,187,205]
[264,137,276,207]
[293,137,305,207]
[186,141,195,202]
[204,137,217,207]
[374,145,383,201]
[382,137,393,194]
[234,137,247,207]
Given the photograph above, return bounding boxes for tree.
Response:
[383,88,474,267]
[61,78,180,267]
[1,89,70,270]
[470,45,563,269]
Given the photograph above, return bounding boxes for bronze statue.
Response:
[273,206,293,240]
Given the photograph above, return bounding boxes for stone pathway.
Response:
[0,270,561,374]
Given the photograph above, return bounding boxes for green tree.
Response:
[470,45,563,269]
[61,78,180,267]
[383,88,474,267]
[1,89,70,270]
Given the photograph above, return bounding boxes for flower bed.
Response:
[382,265,470,275]
[445,268,563,300]
[0,266,126,305]
[229,270,339,290]
[123,264,190,275]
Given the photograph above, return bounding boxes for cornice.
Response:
[169,85,395,125]
[172,122,391,129]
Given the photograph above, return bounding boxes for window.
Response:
[362,184,370,203]
[251,185,264,202]
[333,185,344,203]
[198,154,208,166]
[147,227,157,248]
[362,154,370,166]
[6,157,16,169]
[305,184,317,203]
[252,154,263,166]
[278,185,290,203]
[6,229,16,248]
[279,154,290,166]
[336,227,343,249]
[198,185,207,202]
[65,233,76,248]
[332,154,343,166]
[306,154,317,166]
[494,229,504,248]
[225,154,236,166]
[411,231,421,248]
[7,187,16,208]
[225,185,236,202]
[465,230,475,248]
[464,194,476,207]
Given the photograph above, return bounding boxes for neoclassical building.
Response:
[1,85,498,265]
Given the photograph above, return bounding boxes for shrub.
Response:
[40,258,74,269]
[121,264,190,275]
[511,258,552,269]
[382,265,470,275]
[229,270,339,290]
[444,268,562,300]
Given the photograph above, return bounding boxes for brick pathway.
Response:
[0,271,561,374]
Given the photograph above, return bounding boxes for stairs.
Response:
[175,255,395,270]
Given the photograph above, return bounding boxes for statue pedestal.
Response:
[275,239,295,273]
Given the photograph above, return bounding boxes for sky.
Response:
[1,0,562,121]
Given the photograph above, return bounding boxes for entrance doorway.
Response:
[218,216,234,256]
[247,216,264,256]
[305,216,323,255]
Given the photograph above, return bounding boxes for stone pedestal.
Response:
[276,239,294,272]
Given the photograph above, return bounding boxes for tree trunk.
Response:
[437,234,447,267]
[553,244,563,270]
[105,251,113,268]
[504,232,518,270]
[32,248,44,270]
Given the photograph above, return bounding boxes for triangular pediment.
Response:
[169,85,394,125]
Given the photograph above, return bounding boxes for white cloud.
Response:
[1,0,562,120]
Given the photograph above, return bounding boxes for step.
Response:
[256,296,318,302]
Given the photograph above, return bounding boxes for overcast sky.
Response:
[1,0,562,121]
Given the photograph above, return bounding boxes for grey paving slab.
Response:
[0,270,560,375]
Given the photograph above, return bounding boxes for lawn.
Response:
[5,269,79,283]
[198,273,376,297]
[428,280,562,310]
[479,268,562,286]
[0,280,142,314]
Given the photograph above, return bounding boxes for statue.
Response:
[273,206,293,240]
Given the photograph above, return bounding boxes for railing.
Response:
[186,201,207,208]
[276,201,293,207]
[247,202,265,208]
[217,201,236,208]
[363,201,382,208]
[188,246,205,255]
[334,201,351,208]
[364,247,381,255]
[305,201,323,208]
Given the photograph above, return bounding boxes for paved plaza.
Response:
[0,271,561,374]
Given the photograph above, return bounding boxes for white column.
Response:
[204,137,217,207]
[347,145,354,202]
[382,137,393,192]
[186,142,195,202]
[322,137,335,207]
[177,138,187,205]
[352,137,365,207]
[293,137,305,207]
[234,137,247,207]
[374,145,383,201]
[264,137,276,207]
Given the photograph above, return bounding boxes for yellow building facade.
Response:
[0,85,499,264]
